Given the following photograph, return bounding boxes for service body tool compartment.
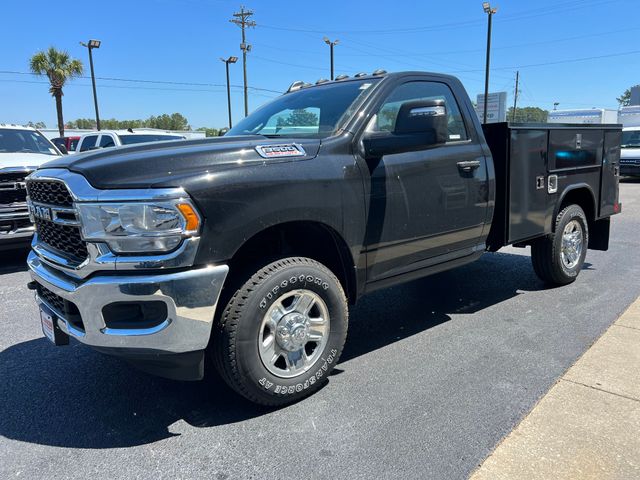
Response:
[483,122,621,250]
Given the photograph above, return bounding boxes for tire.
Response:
[212,257,348,406]
[531,204,589,285]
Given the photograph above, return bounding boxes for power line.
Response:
[258,0,621,36]
[0,78,279,98]
[336,25,640,58]
[452,49,640,73]
[0,70,281,94]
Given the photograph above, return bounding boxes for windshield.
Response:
[117,134,185,145]
[227,78,380,139]
[621,130,640,148]
[0,129,58,155]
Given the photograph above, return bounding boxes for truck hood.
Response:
[0,152,60,170]
[38,136,321,188]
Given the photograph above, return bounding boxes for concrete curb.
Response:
[470,297,640,480]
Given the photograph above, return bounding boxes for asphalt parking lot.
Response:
[1,179,639,480]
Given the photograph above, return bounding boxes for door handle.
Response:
[457,160,481,172]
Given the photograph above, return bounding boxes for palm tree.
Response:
[29,47,83,137]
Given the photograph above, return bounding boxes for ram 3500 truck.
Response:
[25,72,621,406]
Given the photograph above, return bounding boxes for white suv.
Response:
[0,124,61,249]
[75,129,186,153]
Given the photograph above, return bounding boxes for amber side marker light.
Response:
[177,203,200,232]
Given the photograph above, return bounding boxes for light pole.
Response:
[80,39,101,130]
[220,56,238,129]
[323,37,339,80]
[482,3,497,124]
[553,102,560,110]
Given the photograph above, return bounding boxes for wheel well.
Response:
[556,187,596,231]
[225,221,357,304]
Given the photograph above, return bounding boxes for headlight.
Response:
[76,200,201,253]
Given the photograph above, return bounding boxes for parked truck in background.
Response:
[73,129,186,153]
[547,108,619,125]
[25,71,621,406]
[0,124,61,250]
[620,126,640,177]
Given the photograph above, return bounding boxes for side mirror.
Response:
[58,144,68,155]
[363,99,448,158]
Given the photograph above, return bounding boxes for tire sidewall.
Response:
[554,205,588,280]
[232,261,347,403]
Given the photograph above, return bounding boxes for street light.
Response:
[220,56,238,129]
[553,102,560,110]
[80,39,101,131]
[323,37,339,81]
[482,3,497,124]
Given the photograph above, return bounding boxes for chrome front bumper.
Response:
[28,251,229,354]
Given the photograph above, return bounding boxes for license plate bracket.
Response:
[40,306,69,346]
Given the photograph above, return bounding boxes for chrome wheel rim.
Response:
[560,220,583,269]
[258,289,330,378]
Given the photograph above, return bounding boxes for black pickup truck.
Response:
[25,71,621,406]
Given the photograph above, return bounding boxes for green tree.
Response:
[146,113,190,130]
[65,113,192,131]
[507,106,549,123]
[29,47,83,137]
[25,121,46,129]
[101,118,144,129]
[276,109,319,128]
[617,87,635,107]
[66,118,95,129]
[196,127,220,137]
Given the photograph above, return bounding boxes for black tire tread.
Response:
[531,204,587,285]
[212,256,347,406]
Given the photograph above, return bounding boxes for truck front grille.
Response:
[26,179,74,207]
[26,180,88,261]
[34,218,88,260]
[0,171,29,206]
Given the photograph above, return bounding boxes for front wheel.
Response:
[531,204,589,285]
[212,257,348,406]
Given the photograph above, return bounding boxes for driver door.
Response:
[362,80,489,282]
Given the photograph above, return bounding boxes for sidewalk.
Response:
[471,297,640,480]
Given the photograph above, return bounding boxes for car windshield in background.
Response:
[227,78,381,139]
[621,131,640,148]
[117,134,185,145]
[0,129,58,155]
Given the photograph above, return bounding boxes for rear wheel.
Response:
[212,257,348,406]
[531,204,588,285]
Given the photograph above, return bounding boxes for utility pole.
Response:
[511,70,519,122]
[230,6,255,117]
[482,2,497,124]
[323,37,339,80]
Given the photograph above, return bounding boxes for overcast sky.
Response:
[1,0,636,129]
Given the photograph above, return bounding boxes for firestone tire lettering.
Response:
[212,257,348,407]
